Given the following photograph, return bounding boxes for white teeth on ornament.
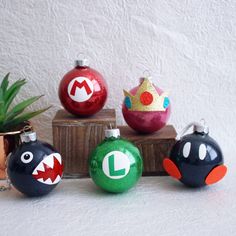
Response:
[37,178,44,184]
[32,153,62,185]
[53,175,61,184]
[37,162,45,172]
[32,162,45,175]
[43,155,54,169]
[54,153,62,164]
[36,176,61,185]
[44,178,53,185]
[32,153,61,175]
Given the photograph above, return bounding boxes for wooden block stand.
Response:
[118,125,177,176]
[52,109,116,178]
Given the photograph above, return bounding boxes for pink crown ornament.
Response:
[122,76,171,134]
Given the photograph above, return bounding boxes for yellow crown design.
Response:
[123,78,170,112]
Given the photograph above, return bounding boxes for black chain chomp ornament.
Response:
[7,130,63,197]
[163,120,227,187]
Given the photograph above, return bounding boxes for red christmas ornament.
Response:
[59,58,108,116]
[122,77,171,134]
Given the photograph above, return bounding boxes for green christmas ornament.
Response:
[89,128,143,193]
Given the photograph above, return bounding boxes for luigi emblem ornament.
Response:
[89,128,143,193]
[163,120,227,187]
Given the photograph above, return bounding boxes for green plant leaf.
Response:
[0,87,3,102]
[6,95,44,121]
[4,79,27,112]
[1,73,10,93]
[0,101,4,124]
[0,88,5,123]
[0,74,51,132]
[2,106,51,131]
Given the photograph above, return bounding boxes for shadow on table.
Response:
[144,176,213,193]
[57,178,135,198]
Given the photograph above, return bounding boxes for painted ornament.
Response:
[163,121,227,187]
[7,131,63,197]
[122,77,171,133]
[59,58,108,116]
[89,128,143,193]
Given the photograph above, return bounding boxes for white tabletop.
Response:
[1,156,235,236]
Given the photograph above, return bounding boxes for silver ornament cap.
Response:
[20,131,37,143]
[105,128,120,138]
[139,76,152,84]
[177,119,209,140]
[193,122,209,134]
[75,58,89,67]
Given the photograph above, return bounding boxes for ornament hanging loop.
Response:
[22,125,33,133]
[20,126,37,143]
[177,120,209,140]
[142,69,152,78]
[141,70,152,83]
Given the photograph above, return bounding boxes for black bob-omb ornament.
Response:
[163,121,227,187]
[7,130,63,197]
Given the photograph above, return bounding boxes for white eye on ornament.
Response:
[183,142,191,158]
[21,151,34,164]
[199,144,207,160]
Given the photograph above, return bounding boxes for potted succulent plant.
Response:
[0,73,49,179]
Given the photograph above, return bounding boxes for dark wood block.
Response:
[118,125,177,176]
[52,109,116,178]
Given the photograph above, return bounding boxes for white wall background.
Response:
[0,0,235,155]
